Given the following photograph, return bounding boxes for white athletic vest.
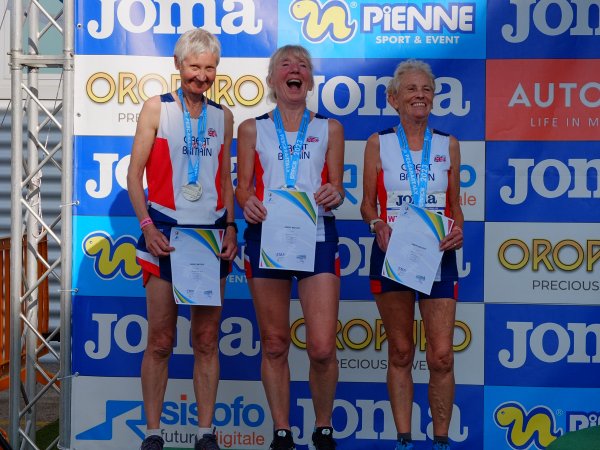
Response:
[378,127,451,222]
[145,93,226,225]
[254,112,333,219]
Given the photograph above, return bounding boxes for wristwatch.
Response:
[225,222,238,233]
[369,218,383,233]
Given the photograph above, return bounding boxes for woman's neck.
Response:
[399,117,428,150]
[180,89,206,118]
[275,102,308,131]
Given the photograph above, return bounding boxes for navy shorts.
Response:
[243,217,339,280]
[136,210,231,286]
[369,239,458,299]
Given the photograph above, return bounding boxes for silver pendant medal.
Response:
[182,182,202,202]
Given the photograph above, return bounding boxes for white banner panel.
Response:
[289,300,485,385]
[74,55,271,137]
[485,222,600,304]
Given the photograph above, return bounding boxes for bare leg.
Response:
[248,277,293,430]
[375,291,416,434]
[141,276,178,429]
[189,278,225,428]
[297,273,340,427]
[419,298,456,436]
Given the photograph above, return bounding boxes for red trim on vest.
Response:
[147,137,176,210]
[254,152,265,201]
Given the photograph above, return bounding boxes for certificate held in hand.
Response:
[259,188,318,272]
[170,228,223,306]
[382,204,453,295]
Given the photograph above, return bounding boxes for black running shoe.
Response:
[269,429,296,450]
[310,426,337,450]
[140,435,164,450]
[195,429,220,450]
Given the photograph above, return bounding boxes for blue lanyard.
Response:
[273,107,310,189]
[396,124,433,208]
[177,88,207,184]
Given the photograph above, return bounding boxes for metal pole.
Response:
[25,2,41,446]
[9,0,25,446]
[59,0,74,447]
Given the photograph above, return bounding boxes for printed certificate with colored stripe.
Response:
[382,204,453,295]
[259,188,317,272]
[170,228,223,306]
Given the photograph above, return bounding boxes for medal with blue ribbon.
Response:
[396,124,433,208]
[178,87,207,201]
[273,107,310,189]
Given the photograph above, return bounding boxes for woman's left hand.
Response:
[314,183,343,209]
[440,224,463,251]
[220,227,238,261]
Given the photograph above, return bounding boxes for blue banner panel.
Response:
[485,304,600,388]
[278,0,486,59]
[313,58,485,141]
[74,135,135,217]
[75,0,278,57]
[73,215,145,297]
[72,295,261,379]
[456,221,484,302]
[288,382,483,449]
[336,220,376,300]
[484,386,600,450]
[485,141,600,222]
[487,1,600,59]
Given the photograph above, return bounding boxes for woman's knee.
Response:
[387,339,415,370]
[306,341,336,366]
[146,332,175,360]
[191,332,219,357]
[261,333,291,361]
[426,347,454,374]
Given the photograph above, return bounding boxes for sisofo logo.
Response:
[76,395,265,441]
[502,0,600,43]
[499,321,600,369]
[86,0,262,39]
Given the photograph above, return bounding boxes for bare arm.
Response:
[219,105,237,260]
[126,96,172,256]
[440,135,464,250]
[234,118,266,223]
[314,118,345,209]
[360,132,391,251]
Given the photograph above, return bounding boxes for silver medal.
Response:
[181,182,203,202]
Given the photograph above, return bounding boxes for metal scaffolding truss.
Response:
[9,0,73,449]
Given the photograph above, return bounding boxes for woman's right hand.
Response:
[143,225,173,257]
[243,195,267,224]
[374,220,392,252]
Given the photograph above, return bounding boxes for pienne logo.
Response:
[494,402,561,449]
[290,0,356,43]
[82,231,141,280]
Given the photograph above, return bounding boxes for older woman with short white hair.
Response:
[361,59,464,450]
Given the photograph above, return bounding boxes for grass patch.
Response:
[36,420,59,449]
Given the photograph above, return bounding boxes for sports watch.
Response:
[369,218,383,233]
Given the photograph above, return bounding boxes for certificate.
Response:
[259,188,317,271]
[170,227,223,306]
[382,204,453,295]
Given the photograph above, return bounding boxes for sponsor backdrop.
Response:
[70,1,599,449]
